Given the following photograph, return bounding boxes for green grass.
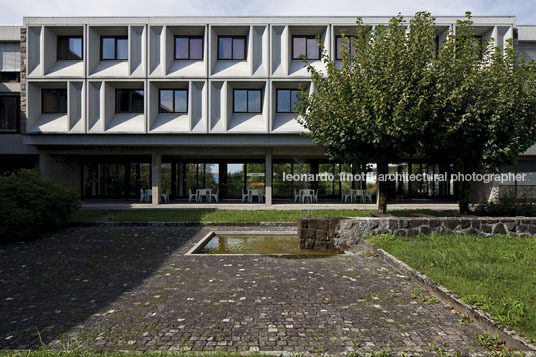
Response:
[367,234,536,342]
[0,352,275,357]
[70,208,453,223]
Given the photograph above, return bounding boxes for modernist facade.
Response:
[1,16,536,204]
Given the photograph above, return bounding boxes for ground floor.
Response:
[0,225,488,354]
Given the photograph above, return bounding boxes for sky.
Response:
[0,0,535,25]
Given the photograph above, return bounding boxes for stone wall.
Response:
[299,216,536,249]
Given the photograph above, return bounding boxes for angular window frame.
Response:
[57,35,83,61]
[335,35,355,60]
[217,36,247,60]
[115,89,144,114]
[291,35,321,60]
[233,89,262,114]
[100,36,128,61]
[41,88,67,114]
[158,89,189,113]
[174,36,204,60]
[275,89,302,113]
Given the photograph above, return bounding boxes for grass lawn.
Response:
[367,234,536,343]
[70,208,452,223]
[0,352,275,357]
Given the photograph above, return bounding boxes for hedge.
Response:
[0,169,81,243]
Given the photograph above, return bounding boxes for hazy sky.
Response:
[0,0,535,25]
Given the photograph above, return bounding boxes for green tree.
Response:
[296,12,437,213]
[425,13,536,213]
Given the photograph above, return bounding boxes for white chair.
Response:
[241,189,249,203]
[342,189,353,203]
[160,188,169,203]
[145,189,153,203]
[354,189,365,203]
[188,189,197,203]
[313,189,318,203]
[249,189,262,203]
[301,189,314,203]
[140,188,147,203]
[211,188,219,203]
[294,189,300,202]
[365,189,373,203]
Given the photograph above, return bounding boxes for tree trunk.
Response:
[377,162,389,214]
[458,179,471,214]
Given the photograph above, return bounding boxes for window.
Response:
[276,89,301,113]
[218,36,246,60]
[292,36,320,60]
[101,36,128,60]
[175,36,203,60]
[159,89,188,113]
[335,36,355,60]
[57,36,83,60]
[233,89,261,113]
[42,89,67,114]
[0,96,18,131]
[115,89,144,113]
[0,72,20,82]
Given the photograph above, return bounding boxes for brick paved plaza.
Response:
[0,226,488,355]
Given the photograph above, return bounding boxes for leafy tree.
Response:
[425,13,536,213]
[296,12,437,213]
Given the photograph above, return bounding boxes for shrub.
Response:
[472,192,536,217]
[0,169,81,243]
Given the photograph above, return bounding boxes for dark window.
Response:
[101,36,128,60]
[57,36,83,60]
[115,89,144,113]
[218,36,246,60]
[292,36,320,60]
[276,89,301,113]
[159,89,188,113]
[175,36,203,60]
[42,89,67,114]
[0,72,20,82]
[335,36,355,60]
[233,89,261,113]
[0,96,19,132]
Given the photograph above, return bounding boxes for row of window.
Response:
[53,35,356,62]
[39,88,302,114]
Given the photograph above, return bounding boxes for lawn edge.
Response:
[66,221,297,227]
[361,240,536,352]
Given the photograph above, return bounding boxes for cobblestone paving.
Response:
[0,226,488,355]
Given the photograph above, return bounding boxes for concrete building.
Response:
[1,16,536,204]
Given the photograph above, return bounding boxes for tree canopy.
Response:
[296,11,536,213]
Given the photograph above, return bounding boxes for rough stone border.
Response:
[361,240,536,352]
[67,221,297,227]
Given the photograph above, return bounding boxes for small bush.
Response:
[472,192,536,217]
[0,169,81,243]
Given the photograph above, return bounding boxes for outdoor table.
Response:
[196,188,212,203]
[350,189,365,203]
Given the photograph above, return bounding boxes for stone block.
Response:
[409,219,423,228]
[491,224,506,235]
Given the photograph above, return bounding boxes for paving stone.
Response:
[0,226,487,355]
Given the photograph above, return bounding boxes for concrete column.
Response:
[265,147,272,205]
[151,150,161,205]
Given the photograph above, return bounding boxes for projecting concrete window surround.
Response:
[159,89,188,113]
[218,35,247,60]
[174,36,203,60]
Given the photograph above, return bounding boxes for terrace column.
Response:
[265,148,272,205]
[151,150,161,205]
